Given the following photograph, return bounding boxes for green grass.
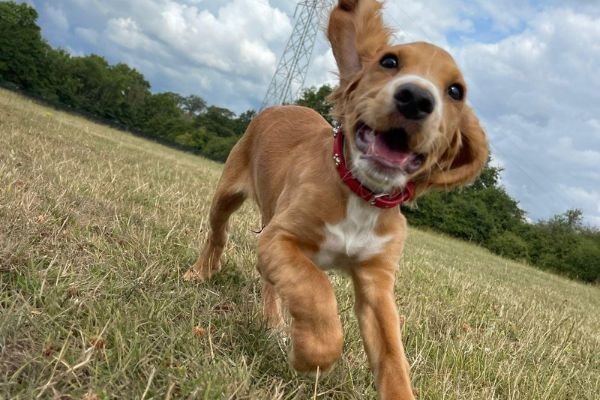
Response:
[1,88,599,399]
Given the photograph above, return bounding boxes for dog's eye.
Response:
[447,83,464,101]
[379,54,399,69]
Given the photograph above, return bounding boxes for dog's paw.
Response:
[288,326,343,376]
[183,255,222,282]
[289,350,337,378]
[182,268,208,282]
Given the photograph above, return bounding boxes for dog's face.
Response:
[328,1,488,197]
[343,42,472,193]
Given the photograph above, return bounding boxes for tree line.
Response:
[1,2,598,282]
[402,170,600,283]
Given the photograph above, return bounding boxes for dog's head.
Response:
[328,0,488,198]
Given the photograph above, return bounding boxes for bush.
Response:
[564,237,600,282]
[487,231,530,261]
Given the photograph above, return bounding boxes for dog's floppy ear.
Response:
[327,0,391,86]
[424,107,489,191]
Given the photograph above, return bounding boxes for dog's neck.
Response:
[332,126,414,208]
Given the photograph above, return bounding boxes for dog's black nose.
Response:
[394,83,435,120]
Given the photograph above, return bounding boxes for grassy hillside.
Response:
[1,88,599,399]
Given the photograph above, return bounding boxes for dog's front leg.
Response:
[352,263,415,400]
[258,229,344,374]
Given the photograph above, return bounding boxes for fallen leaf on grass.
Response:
[212,303,234,313]
[90,336,106,350]
[82,390,100,400]
[193,325,206,338]
[42,342,55,357]
[67,285,81,298]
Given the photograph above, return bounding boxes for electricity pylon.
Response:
[261,0,335,109]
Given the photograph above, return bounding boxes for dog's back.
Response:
[229,105,338,224]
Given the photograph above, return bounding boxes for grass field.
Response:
[1,88,599,399]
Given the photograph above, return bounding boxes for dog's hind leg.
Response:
[184,146,250,282]
[261,280,284,329]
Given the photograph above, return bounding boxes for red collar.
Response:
[333,127,414,208]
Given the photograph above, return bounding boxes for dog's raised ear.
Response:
[421,107,489,192]
[327,0,392,86]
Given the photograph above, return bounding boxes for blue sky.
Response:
[23,0,600,226]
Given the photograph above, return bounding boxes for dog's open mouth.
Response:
[355,124,425,173]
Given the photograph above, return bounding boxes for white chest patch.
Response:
[312,197,393,269]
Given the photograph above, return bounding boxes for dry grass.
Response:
[1,88,599,399]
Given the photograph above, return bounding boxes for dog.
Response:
[184,0,488,398]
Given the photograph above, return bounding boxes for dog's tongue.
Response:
[360,126,412,165]
[373,132,412,164]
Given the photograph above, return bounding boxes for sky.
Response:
[23,0,600,227]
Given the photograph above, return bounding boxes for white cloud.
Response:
[139,0,290,75]
[74,27,98,44]
[107,0,290,107]
[469,1,535,32]
[42,3,69,32]
[559,184,600,226]
[106,18,145,50]
[384,0,468,46]
[305,48,337,89]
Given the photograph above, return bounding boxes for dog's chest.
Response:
[312,197,392,268]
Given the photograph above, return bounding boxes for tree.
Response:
[488,231,530,261]
[0,2,49,92]
[103,63,151,126]
[61,54,111,113]
[296,85,334,124]
[565,234,600,282]
[196,106,238,137]
[43,48,76,102]
[202,135,239,162]
[233,109,256,135]
[139,92,190,140]
[179,95,207,118]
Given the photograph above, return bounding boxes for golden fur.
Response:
[184,1,488,398]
